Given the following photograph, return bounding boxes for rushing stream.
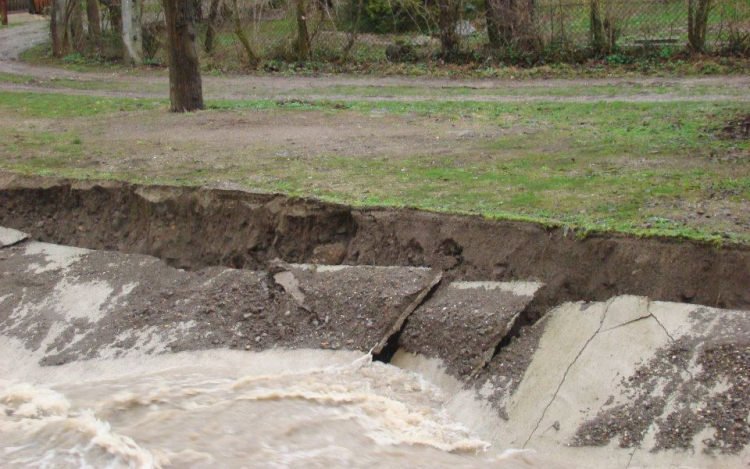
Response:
[0,346,562,469]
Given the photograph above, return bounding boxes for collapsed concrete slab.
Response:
[271,262,441,354]
[398,280,542,378]
[0,226,27,248]
[0,239,439,365]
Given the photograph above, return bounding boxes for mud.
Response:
[1,175,749,316]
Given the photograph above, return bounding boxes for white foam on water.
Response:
[0,341,560,469]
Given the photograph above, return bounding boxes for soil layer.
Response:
[1,174,749,315]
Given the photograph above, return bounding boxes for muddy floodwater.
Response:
[0,346,562,469]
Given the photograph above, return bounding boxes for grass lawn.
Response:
[0,90,748,244]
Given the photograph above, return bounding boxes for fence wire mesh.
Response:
[35,0,750,65]
[170,0,748,66]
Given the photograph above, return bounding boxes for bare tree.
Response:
[71,0,85,51]
[51,0,71,57]
[122,0,143,64]
[163,0,204,111]
[688,0,712,52]
[485,0,538,52]
[293,0,311,60]
[99,0,122,33]
[231,0,259,64]
[86,0,102,49]
[437,0,460,58]
[203,0,221,53]
[589,0,605,52]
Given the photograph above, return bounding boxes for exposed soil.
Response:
[723,114,750,140]
[1,175,749,317]
[31,106,508,168]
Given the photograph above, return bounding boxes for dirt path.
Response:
[2,17,749,103]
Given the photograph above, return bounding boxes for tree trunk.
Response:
[437,0,459,58]
[107,0,122,34]
[203,0,220,53]
[589,0,605,53]
[86,0,101,48]
[193,0,202,21]
[231,0,258,64]
[688,0,712,52]
[485,0,499,48]
[1,0,8,27]
[121,0,143,65]
[163,0,204,111]
[71,0,85,51]
[51,0,71,57]
[293,0,310,60]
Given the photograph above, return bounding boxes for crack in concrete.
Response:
[651,312,695,381]
[522,299,614,449]
[625,447,638,469]
[601,313,652,333]
[373,271,443,361]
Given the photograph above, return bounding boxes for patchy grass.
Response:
[272,81,750,99]
[0,73,36,84]
[0,91,164,117]
[8,61,749,103]
[0,90,748,245]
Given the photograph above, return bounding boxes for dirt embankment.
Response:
[0,174,749,314]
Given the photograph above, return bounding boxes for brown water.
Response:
[0,347,562,469]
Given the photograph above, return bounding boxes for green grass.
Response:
[0,91,164,117]
[0,90,748,245]
[0,72,36,84]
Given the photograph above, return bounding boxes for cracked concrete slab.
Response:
[398,280,542,378]
[0,241,441,366]
[270,262,441,354]
[400,295,750,468]
[0,226,27,248]
[494,296,748,468]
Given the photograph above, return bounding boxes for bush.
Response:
[385,41,418,62]
[345,0,433,34]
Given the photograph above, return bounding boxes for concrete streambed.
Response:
[1,224,748,468]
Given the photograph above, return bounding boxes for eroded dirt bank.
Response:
[1,174,748,314]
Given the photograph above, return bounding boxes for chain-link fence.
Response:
[535,0,749,50]
[56,0,749,67]
[8,0,30,11]
[162,0,747,67]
